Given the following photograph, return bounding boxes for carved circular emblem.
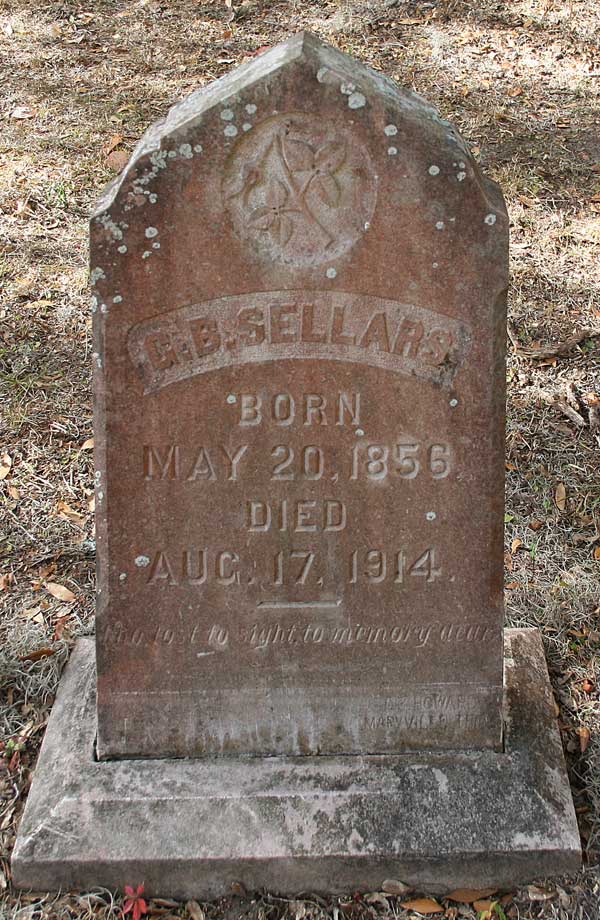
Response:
[223,113,377,267]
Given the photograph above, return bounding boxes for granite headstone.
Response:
[90,32,507,759]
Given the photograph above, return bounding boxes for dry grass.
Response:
[0,0,599,917]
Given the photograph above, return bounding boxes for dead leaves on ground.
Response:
[554,482,567,512]
[400,898,444,914]
[0,453,12,480]
[44,581,76,603]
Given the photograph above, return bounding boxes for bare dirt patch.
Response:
[1,0,599,917]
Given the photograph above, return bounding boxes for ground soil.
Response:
[0,0,599,917]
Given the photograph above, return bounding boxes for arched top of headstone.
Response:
[92,32,506,282]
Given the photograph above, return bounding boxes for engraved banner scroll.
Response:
[128,291,472,393]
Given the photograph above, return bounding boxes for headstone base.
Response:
[12,629,580,898]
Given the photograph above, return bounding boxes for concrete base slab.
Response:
[12,629,580,898]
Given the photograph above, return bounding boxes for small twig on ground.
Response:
[556,399,587,428]
[508,327,598,360]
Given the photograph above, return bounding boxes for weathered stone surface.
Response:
[12,630,581,897]
[90,32,508,758]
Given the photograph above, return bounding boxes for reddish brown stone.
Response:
[90,32,508,759]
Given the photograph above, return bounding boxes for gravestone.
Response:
[94,30,505,760]
[13,33,580,896]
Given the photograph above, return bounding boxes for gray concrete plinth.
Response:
[12,629,580,898]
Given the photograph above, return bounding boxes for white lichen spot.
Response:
[316,66,329,83]
[97,490,104,502]
[90,267,105,286]
[428,165,440,176]
[167,150,177,158]
[387,146,398,156]
[135,555,151,568]
[152,242,160,250]
[355,428,365,437]
[142,251,151,259]
[179,143,193,159]
[150,150,168,169]
[91,295,98,313]
[220,108,235,121]
[118,245,128,253]
[149,194,158,203]
[226,394,237,405]
[242,123,252,132]
[384,124,398,136]
[97,213,124,241]
[145,227,158,239]
[458,161,466,169]
[426,511,436,521]
[436,221,445,230]
[224,124,238,138]
[92,352,102,369]
[94,470,102,482]
[326,267,337,279]
[119,573,127,582]
[340,82,355,95]
[432,262,439,269]
[245,103,257,115]
[457,171,466,182]
[364,221,370,230]
[193,145,203,154]
[100,303,108,314]
[485,213,497,225]
[113,295,123,304]
[348,92,366,109]
[450,398,458,408]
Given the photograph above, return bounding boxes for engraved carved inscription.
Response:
[128,291,471,393]
[223,113,377,266]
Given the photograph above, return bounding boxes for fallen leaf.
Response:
[554,482,567,512]
[20,647,55,662]
[186,900,205,920]
[53,614,71,640]
[446,889,497,903]
[508,85,523,97]
[0,573,14,591]
[0,453,12,480]
[45,582,76,603]
[511,538,523,554]
[104,133,123,156]
[581,679,595,694]
[20,607,44,624]
[81,437,94,450]
[11,105,36,120]
[38,562,57,579]
[577,726,591,753]
[594,546,600,561]
[527,885,557,901]
[382,879,412,895]
[400,898,444,915]
[88,495,95,512]
[505,461,518,471]
[56,500,85,526]
[8,485,20,499]
[505,581,521,590]
[529,519,544,531]
[473,900,497,912]
[106,149,130,172]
